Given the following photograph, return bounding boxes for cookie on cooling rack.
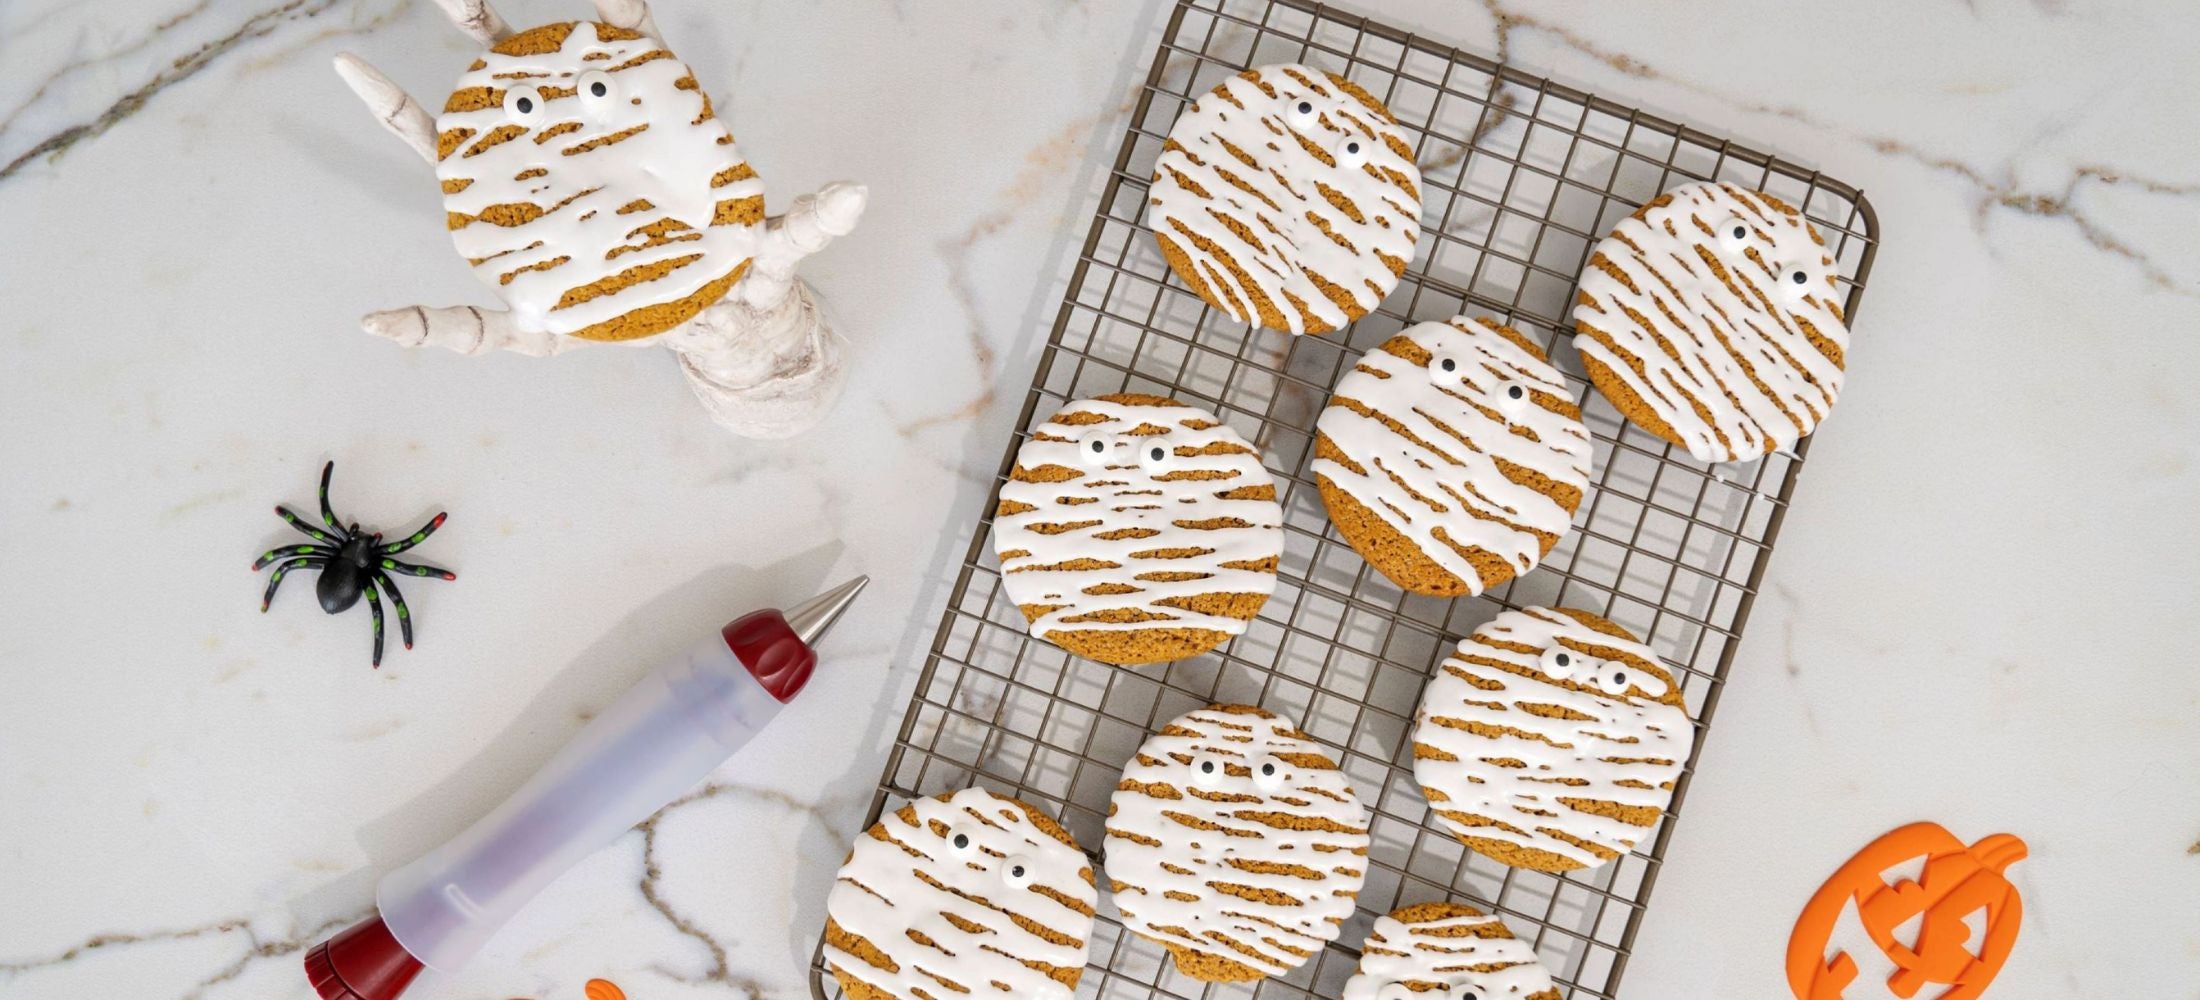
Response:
[1105,704,1371,982]
[1150,63,1423,335]
[1412,607,1692,873]
[1572,180,1851,462]
[991,393,1283,666]
[822,787,1096,1000]
[1343,901,1563,1000]
[1313,316,1592,597]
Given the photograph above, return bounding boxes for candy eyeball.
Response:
[1716,214,1752,252]
[945,826,978,858]
[577,70,617,118]
[1778,261,1817,301]
[1426,351,1462,385]
[1286,98,1320,130]
[1596,665,1633,696]
[1073,429,1117,468]
[1135,437,1175,473]
[1539,645,1585,680]
[1191,754,1226,787]
[1000,853,1035,889]
[1333,135,1371,169]
[1250,754,1288,791]
[1494,377,1531,415]
[503,85,546,125]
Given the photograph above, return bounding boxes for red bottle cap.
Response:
[721,609,815,702]
[723,575,866,702]
[303,915,422,1000]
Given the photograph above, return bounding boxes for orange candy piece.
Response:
[582,981,626,1000]
[1787,822,2026,1000]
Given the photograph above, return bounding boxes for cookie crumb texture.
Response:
[1105,704,1371,982]
[1314,317,1592,596]
[822,787,1096,1000]
[1150,64,1422,335]
[1342,901,1563,1000]
[1412,607,1693,872]
[1572,180,1850,462]
[435,21,768,341]
[992,394,1282,665]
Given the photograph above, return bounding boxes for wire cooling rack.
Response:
[812,0,1878,996]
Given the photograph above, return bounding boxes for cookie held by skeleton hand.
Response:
[992,394,1282,665]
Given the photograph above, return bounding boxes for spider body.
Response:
[254,462,457,667]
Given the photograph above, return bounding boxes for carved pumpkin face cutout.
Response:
[1787,823,2027,1000]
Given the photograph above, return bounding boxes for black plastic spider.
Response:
[252,461,456,667]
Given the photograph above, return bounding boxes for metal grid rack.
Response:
[812,0,1878,996]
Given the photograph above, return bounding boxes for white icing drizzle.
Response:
[993,396,1282,638]
[1149,63,1422,334]
[1411,607,1693,871]
[1312,317,1592,593]
[435,21,765,337]
[1341,908,1558,1000]
[1572,180,1850,462]
[823,787,1095,1000]
[1105,705,1370,978]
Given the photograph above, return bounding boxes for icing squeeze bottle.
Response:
[303,576,868,1000]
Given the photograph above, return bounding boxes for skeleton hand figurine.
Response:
[333,0,865,439]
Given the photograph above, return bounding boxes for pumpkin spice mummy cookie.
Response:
[435,20,766,341]
[992,394,1283,665]
[1343,902,1563,1000]
[1105,704,1372,982]
[822,787,1097,1000]
[1150,64,1423,335]
[1412,607,1693,873]
[1314,317,1593,597]
[1572,180,1851,462]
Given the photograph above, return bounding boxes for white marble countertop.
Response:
[3,1,2196,998]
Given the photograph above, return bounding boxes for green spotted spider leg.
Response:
[380,557,457,581]
[377,511,448,556]
[374,570,414,650]
[363,577,387,667]
[261,555,329,611]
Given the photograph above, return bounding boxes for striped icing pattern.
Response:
[1342,905,1561,1000]
[1313,317,1592,595]
[992,395,1282,649]
[1411,607,1692,872]
[1150,64,1421,334]
[823,787,1095,1000]
[1105,705,1370,979]
[435,21,765,340]
[1572,180,1850,461]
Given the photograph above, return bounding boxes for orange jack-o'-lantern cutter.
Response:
[1787,822,2027,1000]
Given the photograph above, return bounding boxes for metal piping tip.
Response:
[784,575,869,647]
